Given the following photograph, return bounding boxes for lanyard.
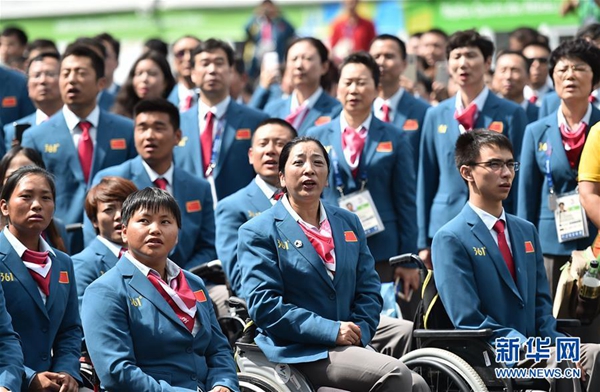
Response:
[330,148,367,197]
[205,119,223,177]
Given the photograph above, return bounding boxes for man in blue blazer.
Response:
[3,52,63,154]
[432,129,600,390]
[370,34,430,170]
[417,30,527,267]
[174,38,269,201]
[21,44,136,253]
[307,52,419,282]
[167,35,201,112]
[522,42,553,108]
[0,283,24,392]
[216,118,296,295]
[0,66,35,129]
[0,230,82,390]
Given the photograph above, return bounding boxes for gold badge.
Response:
[472,247,486,256]
[44,143,60,153]
[438,124,447,134]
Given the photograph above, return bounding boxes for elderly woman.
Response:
[518,38,600,298]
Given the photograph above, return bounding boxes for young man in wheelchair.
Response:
[431,129,600,390]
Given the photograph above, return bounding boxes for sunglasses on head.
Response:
[526,57,549,66]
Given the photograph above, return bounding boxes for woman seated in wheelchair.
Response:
[237,137,428,392]
[81,188,239,392]
[432,129,600,391]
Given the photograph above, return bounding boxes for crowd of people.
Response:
[1,0,600,390]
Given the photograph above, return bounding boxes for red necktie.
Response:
[272,189,284,201]
[118,247,127,258]
[298,221,335,275]
[147,270,197,333]
[285,105,309,129]
[78,121,94,183]
[382,103,391,123]
[528,95,538,104]
[22,249,51,297]
[183,95,194,111]
[590,95,598,104]
[342,126,367,177]
[492,219,516,281]
[154,178,168,190]
[454,102,478,131]
[201,111,214,176]
[559,122,587,169]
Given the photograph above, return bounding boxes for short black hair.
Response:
[576,23,600,42]
[509,27,542,48]
[253,118,298,144]
[279,136,330,176]
[549,38,600,90]
[285,37,329,64]
[371,34,407,60]
[73,37,107,59]
[455,129,514,171]
[446,30,494,61]
[26,52,61,75]
[27,39,58,56]
[424,28,448,40]
[133,98,180,131]
[495,50,530,75]
[121,187,182,228]
[62,43,105,79]
[144,38,169,58]
[339,51,380,87]
[95,32,120,59]
[1,165,55,205]
[1,26,27,46]
[192,38,235,67]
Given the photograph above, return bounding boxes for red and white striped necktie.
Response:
[147,270,198,333]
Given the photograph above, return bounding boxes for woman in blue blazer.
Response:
[0,166,81,392]
[518,39,600,297]
[81,188,238,392]
[237,137,419,391]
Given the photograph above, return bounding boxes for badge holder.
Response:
[553,190,589,243]
[338,181,385,237]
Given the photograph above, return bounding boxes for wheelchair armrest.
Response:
[389,253,425,270]
[227,296,248,312]
[65,223,83,233]
[412,328,493,339]
[189,260,227,284]
[557,318,581,329]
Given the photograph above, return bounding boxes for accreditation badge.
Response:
[554,191,589,243]
[338,189,385,237]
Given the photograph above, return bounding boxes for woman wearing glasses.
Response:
[111,51,176,118]
[517,38,600,299]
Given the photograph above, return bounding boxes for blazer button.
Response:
[186,346,193,353]
[329,293,335,300]
[41,355,48,361]
[41,327,48,333]
[190,374,197,381]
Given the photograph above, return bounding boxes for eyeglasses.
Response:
[28,71,59,81]
[553,64,592,78]
[174,49,194,59]
[470,160,520,172]
[526,57,549,66]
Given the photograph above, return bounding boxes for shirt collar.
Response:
[557,103,593,130]
[281,194,327,230]
[340,112,372,133]
[255,174,279,202]
[62,104,100,132]
[177,82,196,102]
[291,87,323,112]
[35,109,49,125]
[96,235,122,257]
[141,160,174,186]
[468,202,507,232]
[199,96,231,121]
[3,227,56,257]
[374,88,404,116]
[455,86,489,112]
[125,252,181,285]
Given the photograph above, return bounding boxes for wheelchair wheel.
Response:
[238,372,285,392]
[401,347,488,392]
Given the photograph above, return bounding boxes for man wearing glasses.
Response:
[522,42,553,109]
[3,52,63,154]
[168,35,201,112]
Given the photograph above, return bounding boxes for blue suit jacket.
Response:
[248,85,283,110]
[174,100,269,200]
[91,156,216,270]
[525,101,540,124]
[517,107,600,255]
[0,67,35,127]
[2,112,36,155]
[432,204,562,347]
[215,178,272,295]
[81,256,239,392]
[307,115,418,261]
[72,237,119,310]
[264,92,342,135]
[21,110,136,226]
[97,90,116,111]
[238,201,382,363]
[539,91,561,120]
[387,92,430,171]
[0,282,24,392]
[0,231,82,389]
[416,93,528,249]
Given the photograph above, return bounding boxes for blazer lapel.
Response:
[131,157,155,189]
[393,92,412,129]
[476,93,500,129]
[328,207,347,286]
[505,215,529,301]
[91,111,110,178]
[45,253,62,313]
[545,117,574,181]
[360,117,386,171]
[54,114,86,183]
[274,203,335,290]
[181,107,203,175]
[120,258,189,331]
[214,101,241,179]
[247,180,273,212]
[301,94,328,132]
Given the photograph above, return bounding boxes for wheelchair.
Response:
[392,253,582,392]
